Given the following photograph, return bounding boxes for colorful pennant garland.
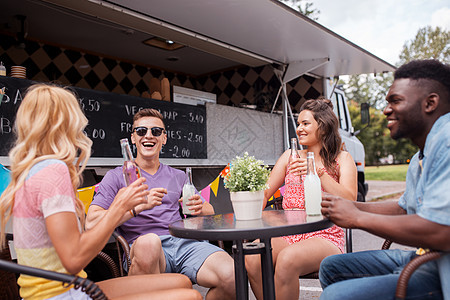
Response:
[0,164,11,197]
[77,184,99,214]
[199,164,283,204]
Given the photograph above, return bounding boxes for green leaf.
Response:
[224,152,271,192]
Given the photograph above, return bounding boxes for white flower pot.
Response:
[230,190,264,220]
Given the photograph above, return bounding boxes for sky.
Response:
[301,0,450,66]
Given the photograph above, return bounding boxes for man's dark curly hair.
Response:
[394,60,450,104]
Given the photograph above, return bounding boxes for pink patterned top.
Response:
[282,162,345,253]
[13,159,86,299]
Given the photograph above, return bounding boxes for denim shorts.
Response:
[160,235,223,283]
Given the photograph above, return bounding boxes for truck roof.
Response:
[1,0,395,78]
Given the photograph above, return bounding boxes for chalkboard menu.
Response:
[0,77,207,159]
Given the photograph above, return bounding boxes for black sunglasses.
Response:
[133,126,166,137]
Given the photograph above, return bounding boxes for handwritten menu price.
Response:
[0,77,207,159]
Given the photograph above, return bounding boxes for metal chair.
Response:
[0,235,108,300]
[0,258,108,300]
[380,239,446,300]
[78,181,131,279]
[5,231,129,282]
[92,231,131,278]
[395,250,445,300]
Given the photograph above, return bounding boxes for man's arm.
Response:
[322,194,450,250]
[354,211,450,251]
[86,204,132,230]
[321,192,406,228]
[86,187,166,230]
[355,199,406,215]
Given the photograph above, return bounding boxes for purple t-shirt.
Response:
[92,163,202,244]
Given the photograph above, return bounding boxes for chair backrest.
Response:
[396,251,446,299]
[345,228,353,253]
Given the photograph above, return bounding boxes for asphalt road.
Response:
[366,180,406,201]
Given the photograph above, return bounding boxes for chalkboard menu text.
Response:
[0,77,207,159]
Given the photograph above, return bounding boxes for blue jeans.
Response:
[319,249,442,300]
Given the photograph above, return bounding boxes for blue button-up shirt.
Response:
[398,112,450,299]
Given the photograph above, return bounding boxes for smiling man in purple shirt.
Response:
[87,108,235,300]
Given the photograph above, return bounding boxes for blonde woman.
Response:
[245,99,357,300]
[0,84,201,300]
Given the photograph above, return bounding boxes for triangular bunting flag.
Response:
[210,175,220,197]
[274,189,281,199]
[279,185,285,196]
[200,186,211,203]
[77,185,97,214]
[220,165,230,178]
[0,164,11,196]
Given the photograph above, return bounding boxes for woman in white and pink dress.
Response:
[246,98,358,300]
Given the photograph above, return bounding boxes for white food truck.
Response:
[0,0,395,210]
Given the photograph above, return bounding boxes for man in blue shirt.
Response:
[319,59,450,299]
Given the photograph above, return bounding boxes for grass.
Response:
[365,164,408,181]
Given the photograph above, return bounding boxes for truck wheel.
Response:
[357,182,365,202]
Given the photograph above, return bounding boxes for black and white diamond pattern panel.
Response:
[196,65,322,113]
[287,75,323,112]
[0,34,322,113]
[0,34,197,97]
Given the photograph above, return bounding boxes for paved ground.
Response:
[194,180,409,299]
[366,180,406,201]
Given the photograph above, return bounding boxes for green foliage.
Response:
[399,26,450,65]
[344,26,448,166]
[343,72,392,109]
[224,152,271,192]
[365,164,409,181]
[348,102,418,165]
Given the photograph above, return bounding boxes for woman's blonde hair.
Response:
[0,84,92,246]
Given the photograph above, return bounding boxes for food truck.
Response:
[0,0,395,210]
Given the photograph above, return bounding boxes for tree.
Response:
[399,26,450,65]
[344,26,449,165]
[279,0,320,20]
[348,101,417,165]
[343,72,392,109]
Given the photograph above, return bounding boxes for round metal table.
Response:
[169,210,333,300]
